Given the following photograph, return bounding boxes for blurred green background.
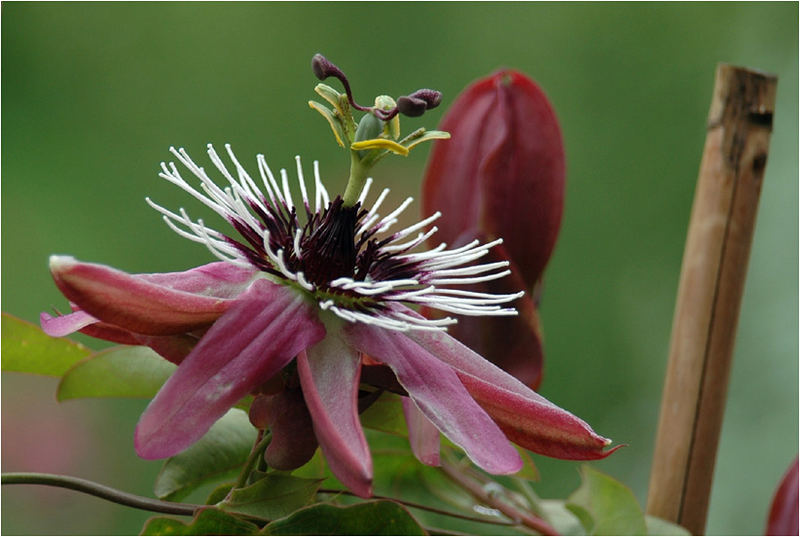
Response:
[2,2,796,534]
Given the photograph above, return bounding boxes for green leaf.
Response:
[57,345,176,401]
[260,500,427,535]
[514,447,540,482]
[219,473,322,521]
[155,409,258,501]
[140,508,259,536]
[206,482,235,505]
[566,465,647,535]
[360,392,408,436]
[539,499,586,536]
[645,515,691,536]
[1,312,91,376]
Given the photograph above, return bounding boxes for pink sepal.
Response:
[402,397,441,466]
[40,310,96,337]
[48,256,255,335]
[401,306,614,460]
[343,323,522,475]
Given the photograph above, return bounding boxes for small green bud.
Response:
[373,95,396,112]
[354,113,383,144]
[373,96,400,139]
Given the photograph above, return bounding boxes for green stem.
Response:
[512,476,545,517]
[234,430,272,490]
[2,472,200,516]
[342,153,370,207]
[439,460,560,536]
[318,488,517,527]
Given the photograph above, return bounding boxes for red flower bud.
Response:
[422,69,565,388]
[766,457,799,536]
[422,69,564,288]
[250,389,319,471]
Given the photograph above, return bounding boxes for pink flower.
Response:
[422,69,565,388]
[43,144,614,498]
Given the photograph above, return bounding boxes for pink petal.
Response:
[402,397,440,466]
[49,256,253,335]
[399,305,614,460]
[297,330,372,498]
[43,304,142,344]
[40,310,97,337]
[133,333,200,365]
[134,279,324,459]
[343,324,522,475]
[137,261,255,298]
[78,320,146,345]
[41,305,200,364]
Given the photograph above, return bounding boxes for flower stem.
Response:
[342,153,369,207]
[439,460,560,536]
[233,430,272,490]
[2,472,200,516]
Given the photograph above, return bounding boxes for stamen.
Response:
[313,160,329,211]
[386,212,441,244]
[427,260,510,278]
[428,288,525,302]
[225,145,271,215]
[390,310,456,327]
[295,155,310,213]
[427,269,512,286]
[357,177,373,206]
[386,286,437,301]
[296,271,314,291]
[293,228,304,259]
[151,144,523,334]
[280,168,294,210]
[274,249,296,281]
[376,197,413,232]
[380,227,438,253]
[256,154,281,207]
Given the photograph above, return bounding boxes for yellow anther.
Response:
[309,101,345,147]
[350,138,409,156]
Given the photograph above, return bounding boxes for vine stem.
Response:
[4,471,524,530]
[439,460,559,536]
[2,472,200,516]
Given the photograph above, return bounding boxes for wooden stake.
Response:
[646,64,777,535]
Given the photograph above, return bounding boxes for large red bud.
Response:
[422,69,565,288]
[766,457,799,536]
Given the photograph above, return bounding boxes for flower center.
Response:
[299,197,359,284]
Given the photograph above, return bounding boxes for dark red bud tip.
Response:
[311,53,339,81]
[409,88,443,109]
[767,457,799,535]
[397,96,427,117]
